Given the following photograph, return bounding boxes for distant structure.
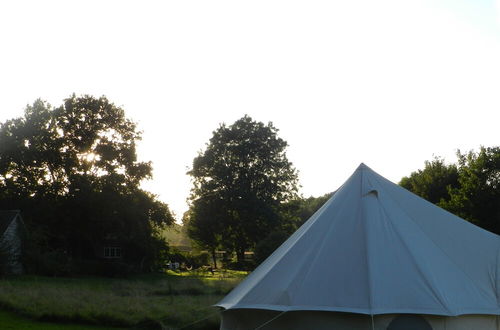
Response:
[0,210,26,274]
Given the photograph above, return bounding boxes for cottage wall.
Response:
[0,217,23,274]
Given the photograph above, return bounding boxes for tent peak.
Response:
[356,162,371,171]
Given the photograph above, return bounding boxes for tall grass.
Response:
[0,272,246,329]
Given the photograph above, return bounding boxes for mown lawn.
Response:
[0,270,247,329]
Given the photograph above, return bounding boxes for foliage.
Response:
[167,249,211,269]
[399,157,459,204]
[162,222,191,247]
[253,192,333,266]
[400,147,500,234]
[0,95,174,273]
[440,147,500,233]
[293,192,333,225]
[187,115,299,264]
[183,197,223,268]
[253,231,290,266]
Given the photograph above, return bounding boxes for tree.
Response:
[254,192,334,266]
[183,196,223,268]
[399,148,500,235]
[0,95,174,272]
[399,157,459,205]
[440,147,500,233]
[187,115,299,264]
[295,192,334,224]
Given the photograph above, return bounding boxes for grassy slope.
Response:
[0,271,246,329]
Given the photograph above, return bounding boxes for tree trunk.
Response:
[236,249,245,265]
[211,249,217,269]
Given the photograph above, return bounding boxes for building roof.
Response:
[217,164,500,316]
[0,210,21,235]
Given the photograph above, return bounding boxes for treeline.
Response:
[184,116,500,269]
[1,94,498,275]
[399,147,500,234]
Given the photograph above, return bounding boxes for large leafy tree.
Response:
[187,115,299,264]
[440,147,500,233]
[400,148,500,235]
[183,195,223,268]
[399,157,459,204]
[254,192,334,266]
[0,95,173,270]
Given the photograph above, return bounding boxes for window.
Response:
[104,247,122,258]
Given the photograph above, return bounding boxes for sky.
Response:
[0,0,499,220]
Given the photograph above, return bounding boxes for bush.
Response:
[166,250,211,270]
[70,260,135,277]
[24,249,71,276]
[190,251,210,268]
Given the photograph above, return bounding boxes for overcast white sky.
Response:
[1,0,499,220]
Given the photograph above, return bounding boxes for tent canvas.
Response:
[217,164,500,329]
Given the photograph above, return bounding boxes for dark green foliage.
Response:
[167,249,211,269]
[187,115,299,265]
[183,196,223,268]
[70,260,134,278]
[254,231,290,265]
[294,192,333,225]
[254,193,333,265]
[400,147,500,235]
[440,147,500,233]
[0,95,174,274]
[25,249,71,277]
[399,157,459,204]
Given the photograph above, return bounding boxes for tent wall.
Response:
[220,309,499,330]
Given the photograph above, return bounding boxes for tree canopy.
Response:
[400,147,500,235]
[0,95,174,273]
[187,115,299,264]
[440,147,500,233]
[399,157,459,205]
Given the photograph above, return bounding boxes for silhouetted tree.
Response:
[440,147,500,233]
[0,95,173,272]
[399,157,459,204]
[183,196,223,268]
[187,115,299,264]
[400,148,500,235]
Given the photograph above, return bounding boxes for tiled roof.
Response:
[0,210,20,235]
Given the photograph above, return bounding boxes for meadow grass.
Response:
[0,310,120,330]
[0,270,247,329]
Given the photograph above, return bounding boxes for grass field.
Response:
[0,270,247,329]
[0,310,120,330]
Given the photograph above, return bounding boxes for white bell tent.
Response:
[217,163,500,330]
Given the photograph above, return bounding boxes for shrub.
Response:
[70,260,135,278]
[24,249,71,276]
